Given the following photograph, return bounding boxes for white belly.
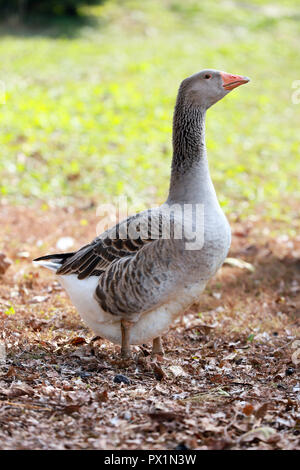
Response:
[58,274,206,345]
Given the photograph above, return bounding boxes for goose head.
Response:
[179,69,250,109]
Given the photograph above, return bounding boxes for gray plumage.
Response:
[34,69,249,354]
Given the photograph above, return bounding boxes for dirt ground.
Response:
[0,203,299,450]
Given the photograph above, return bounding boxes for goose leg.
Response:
[121,319,133,358]
[152,336,164,357]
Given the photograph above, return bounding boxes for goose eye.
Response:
[204,74,212,79]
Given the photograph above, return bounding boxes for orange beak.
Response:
[221,72,250,91]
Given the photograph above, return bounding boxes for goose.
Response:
[34,69,249,358]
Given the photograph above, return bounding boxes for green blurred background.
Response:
[0,0,299,227]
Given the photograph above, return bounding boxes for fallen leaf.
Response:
[17,251,29,259]
[242,403,254,416]
[7,384,34,398]
[95,390,108,402]
[70,337,86,346]
[0,253,11,275]
[152,362,166,381]
[239,426,277,443]
[5,366,17,377]
[224,257,255,272]
[169,365,187,377]
[255,403,269,419]
[0,342,6,363]
[29,295,49,304]
[61,404,82,415]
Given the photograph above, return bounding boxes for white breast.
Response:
[58,274,206,345]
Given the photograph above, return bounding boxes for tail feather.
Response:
[33,252,75,273]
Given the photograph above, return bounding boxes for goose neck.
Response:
[168,102,212,203]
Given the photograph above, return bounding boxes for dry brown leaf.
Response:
[7,384,34,398]
[242,403,255,416]
[152,362,166,381]
[255,403,269,419]
[95,390,108,403]
[70,336,87,346]
[0,253,11,276]
[61,404,82,415]
[0,206,299,450]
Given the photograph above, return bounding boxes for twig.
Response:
[0,400,52,411]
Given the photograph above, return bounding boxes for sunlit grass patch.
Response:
[0,0,299,225]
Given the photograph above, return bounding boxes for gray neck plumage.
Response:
[167,95,216,205]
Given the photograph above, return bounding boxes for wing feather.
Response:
[56,214,152,278]
[38,209,181,319]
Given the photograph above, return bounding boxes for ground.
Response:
[0,204,299,450]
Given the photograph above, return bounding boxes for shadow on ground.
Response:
[0,11,106,39]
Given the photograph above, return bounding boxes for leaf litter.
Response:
[0,204,299,450]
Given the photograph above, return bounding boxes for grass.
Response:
[0,0,299,226]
